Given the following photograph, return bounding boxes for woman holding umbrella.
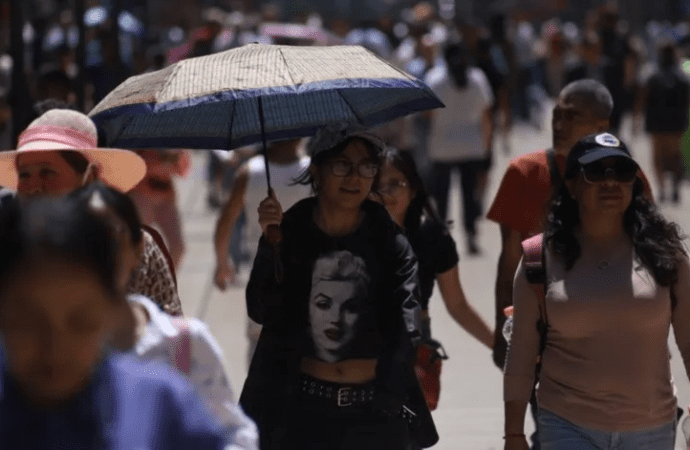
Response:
[240,123,435,450]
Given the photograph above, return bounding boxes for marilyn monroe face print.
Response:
[309,250,369,363]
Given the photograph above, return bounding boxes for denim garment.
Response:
[538,408,676,450]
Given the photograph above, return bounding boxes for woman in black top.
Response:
[375,148,494,346]
[239,124,436,450]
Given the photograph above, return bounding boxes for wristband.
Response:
[503,433,526,439]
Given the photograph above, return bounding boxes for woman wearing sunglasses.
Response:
[239,123,435,450]
[503,132,690,450]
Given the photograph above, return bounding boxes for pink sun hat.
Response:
[0,109,146,192]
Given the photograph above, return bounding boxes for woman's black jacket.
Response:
[239,197,438,449]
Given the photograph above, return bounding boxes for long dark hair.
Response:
[546,168,686,287]
[379,148,445,233]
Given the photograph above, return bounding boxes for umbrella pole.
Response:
[257,97,283,281]
[257,96,271,194]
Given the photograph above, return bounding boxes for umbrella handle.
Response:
[266,224,283,244]
[266,223,283,283]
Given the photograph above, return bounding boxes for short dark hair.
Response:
[69,182,143,246]
[293,136,382,194]
[559,79,614,120]
[0,196,121,298]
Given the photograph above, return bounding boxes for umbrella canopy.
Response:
[89,43,443,150]
[259,23,343,46]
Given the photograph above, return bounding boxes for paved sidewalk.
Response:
[172,116,690,449]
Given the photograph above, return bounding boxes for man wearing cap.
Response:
[487,79,652,450]
[0,108,183,316]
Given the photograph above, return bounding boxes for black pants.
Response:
[277,390,412,450]
[427,161,482,235]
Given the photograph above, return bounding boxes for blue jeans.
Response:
[537,409,676,450]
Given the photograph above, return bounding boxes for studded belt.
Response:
[299,374,375,407]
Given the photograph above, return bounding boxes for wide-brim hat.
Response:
[0,109,146,192]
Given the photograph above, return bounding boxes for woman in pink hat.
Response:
[0,108,183,316]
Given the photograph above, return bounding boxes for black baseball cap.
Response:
[307,122,385,159]
[566,132,637,171]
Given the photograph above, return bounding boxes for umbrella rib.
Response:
[277,47,297,88]
[335,89,363,124]
[357,46,417,81]
[227,97,235,150]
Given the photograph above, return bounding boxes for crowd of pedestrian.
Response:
[0,0,690,449]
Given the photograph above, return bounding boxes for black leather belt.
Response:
[299,375,375,407]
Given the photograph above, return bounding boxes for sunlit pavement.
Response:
[173,107,690,449]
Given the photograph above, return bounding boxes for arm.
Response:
[188,321,259,450]
[503,260,542,450]
[482,107,494,154]
[632,84,647,136]
[436,265,494,349]
[213,167,249,290]
[504,401,530,450]
[375,231,422,410]
[477,68,495,153]
[672,254,690,382]
[245,191,284,324]
[493,225,524,368]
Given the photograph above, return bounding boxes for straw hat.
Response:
[0,109,146,192]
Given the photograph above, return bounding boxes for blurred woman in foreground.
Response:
[0,196,227,448]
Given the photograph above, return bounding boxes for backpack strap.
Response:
[170,318,191,375]
[520,234,548,348]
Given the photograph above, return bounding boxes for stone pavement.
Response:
[171,114,690,449]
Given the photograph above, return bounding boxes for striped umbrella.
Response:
[89,43,444,192]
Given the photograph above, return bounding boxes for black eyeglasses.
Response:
[378,180,409,195]
[581,159,638,184]
[328,159,379,178]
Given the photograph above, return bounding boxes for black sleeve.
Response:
[245,236,282,325]
[431,226,459,276]
[374,230,422,410]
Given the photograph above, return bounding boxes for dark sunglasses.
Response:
[580,159,638,184]
[328,159,379,178]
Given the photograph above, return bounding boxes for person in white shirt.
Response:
[425,41,494,255]
[213,138,311,366]
[72,182,259,450]
[128,294,259,450]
